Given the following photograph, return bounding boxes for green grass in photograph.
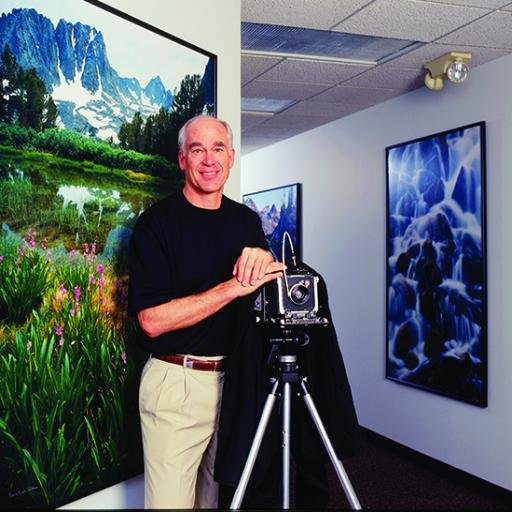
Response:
[0,231,138,505]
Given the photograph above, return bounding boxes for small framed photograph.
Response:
[243,183,302,265]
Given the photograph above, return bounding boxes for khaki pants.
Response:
[139,356,224,509]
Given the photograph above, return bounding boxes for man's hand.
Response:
[230,260,285,297]
[232,247,277,286]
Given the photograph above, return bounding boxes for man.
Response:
[128,114,283,509]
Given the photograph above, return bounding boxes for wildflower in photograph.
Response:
[56,284,67,302]
[74,286,81,304]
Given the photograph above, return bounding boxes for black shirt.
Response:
[128,190,267,356]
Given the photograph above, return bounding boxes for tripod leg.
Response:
[282,381,291,509]
[230,379,279,510]
[299,379,362,511]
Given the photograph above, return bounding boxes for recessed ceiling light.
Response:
[242,97,297,115]
[242,22,422,65]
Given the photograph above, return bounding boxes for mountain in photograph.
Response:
[244,198,280,236]
[245,193,298,261]
[0,7,213,140]
[268,198,298,257]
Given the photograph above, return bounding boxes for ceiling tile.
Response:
[255,59,372,85]
[342,65,424,90]
[332,0,489,42]
[278,99,364,117]
[427,0,510,7]
[242,56,283,85]
[438,11,512,49]
[241,113,274,130]
[264,111,346,128]
[311,85,403,105]
[242,0,374,29]
[242,80,330,100]
[243,122,310,137]
[387,42,511,69]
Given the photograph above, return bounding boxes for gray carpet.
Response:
[322,429,511,511]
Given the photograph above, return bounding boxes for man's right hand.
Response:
[229,260,285,297]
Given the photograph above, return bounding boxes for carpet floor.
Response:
[319,429,511,511]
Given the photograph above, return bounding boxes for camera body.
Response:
[255,265,328,327]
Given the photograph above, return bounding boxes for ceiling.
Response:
[241,0,512,154]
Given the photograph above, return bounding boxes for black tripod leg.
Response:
[299,378,362,510]
[230,379,280,509]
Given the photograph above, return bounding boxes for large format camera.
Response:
[255,264,329,327]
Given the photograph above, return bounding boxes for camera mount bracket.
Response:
[230,349,362,510]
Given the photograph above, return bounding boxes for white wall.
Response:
[242,54,512,492]
[59,0,240,508]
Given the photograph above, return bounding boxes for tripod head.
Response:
[264,324,309,368]
[269,326,310,347]
[264,325,312,383]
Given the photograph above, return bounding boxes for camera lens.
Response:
[289,283,310,305]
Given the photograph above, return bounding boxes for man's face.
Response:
[178,117,235,203]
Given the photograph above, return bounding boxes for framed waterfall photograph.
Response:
[0,0,216,508]
[385,122,487,407]
[243,183,302,266]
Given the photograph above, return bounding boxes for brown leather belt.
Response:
[154,354,225,372]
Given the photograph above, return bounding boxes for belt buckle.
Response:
[184,358,195,369]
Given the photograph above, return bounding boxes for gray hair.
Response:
[177,114,233,153]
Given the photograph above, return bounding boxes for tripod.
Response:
[230,339,362,510]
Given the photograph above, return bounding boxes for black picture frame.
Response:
[243,183,302,266]
[385,122,487,407]
[0,0,216,508]
[85,0,217,114]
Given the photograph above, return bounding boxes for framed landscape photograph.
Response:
[0,0,215,507]
[243,183,302,266]
[385,122,487,407]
